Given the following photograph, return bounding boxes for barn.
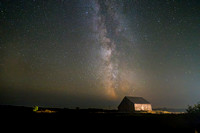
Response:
[118,96,152,112]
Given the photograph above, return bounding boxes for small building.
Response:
[118,96,152,112]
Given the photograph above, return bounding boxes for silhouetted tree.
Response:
[186,104,200,114]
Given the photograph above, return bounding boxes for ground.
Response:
[0,105,200,133]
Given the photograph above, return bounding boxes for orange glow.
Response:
[35,109,56,113]
[106,87,117,99]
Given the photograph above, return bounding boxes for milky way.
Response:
[92,0,133,99]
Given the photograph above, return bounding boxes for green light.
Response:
[33,106,39,112]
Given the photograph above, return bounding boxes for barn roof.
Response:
[125,96,150,104]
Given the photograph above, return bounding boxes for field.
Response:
[1,105,200,133]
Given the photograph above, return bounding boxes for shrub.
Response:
[33,106,39,112]
[186,104,200,114]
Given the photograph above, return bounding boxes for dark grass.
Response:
[1,105,200,132]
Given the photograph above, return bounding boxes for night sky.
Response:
[0,0,200,108]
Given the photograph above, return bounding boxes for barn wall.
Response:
[118,98,134,112]
[134,104,152,111]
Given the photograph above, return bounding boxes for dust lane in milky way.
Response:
[92,0,135,99]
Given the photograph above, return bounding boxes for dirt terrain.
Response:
[1,105,200,133]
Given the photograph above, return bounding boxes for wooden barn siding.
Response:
[118,98,134,112]
[134,104,152,111]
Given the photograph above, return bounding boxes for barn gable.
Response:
[118,97,135,112]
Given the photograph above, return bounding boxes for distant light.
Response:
[33,106,39,112]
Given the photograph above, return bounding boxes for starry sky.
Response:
[0,0,200,108]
